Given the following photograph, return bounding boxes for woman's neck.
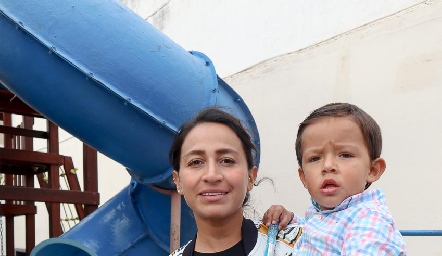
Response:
[194,211,244,253]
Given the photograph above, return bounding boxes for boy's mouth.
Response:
[320,179,339,194]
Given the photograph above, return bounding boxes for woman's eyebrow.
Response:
[182,148,239,159]
[182,149,205,159]
[215,148,240,156]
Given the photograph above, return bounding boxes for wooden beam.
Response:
[47,120,62,237]
[83,144,98,215]
[170,191,181,252]
[6,216,14,256]
[0,89,42,117]
[0,164,46,175]
[0,125,48,139]
[0,148,65,166]
[63,156,86,220]
[0,204,37,216]
[23,116,36,255]
[0,186,99,205]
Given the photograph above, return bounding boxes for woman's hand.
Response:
[262,205,294,230]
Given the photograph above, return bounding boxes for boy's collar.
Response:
[310,188,385,213]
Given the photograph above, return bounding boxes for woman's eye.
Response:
[220,158,235,164]
[188,159,204,166]
[308,156,320,162]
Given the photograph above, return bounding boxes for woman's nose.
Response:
[203,161,223,182]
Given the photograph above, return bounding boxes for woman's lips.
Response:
[201,192,227,196]
[198,190,229,201]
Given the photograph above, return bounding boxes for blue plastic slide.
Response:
[0,0,260,255]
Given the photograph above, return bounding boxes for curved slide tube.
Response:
[0,0,260,255]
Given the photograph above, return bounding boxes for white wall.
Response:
[122,0,423,77]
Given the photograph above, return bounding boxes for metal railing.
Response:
[400,230,442,236]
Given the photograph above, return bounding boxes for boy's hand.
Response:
[262,205,294,230]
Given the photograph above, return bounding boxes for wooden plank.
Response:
[6,216,14,256]
[47,120,62,237]
[0,186,99,205]
[0,89,42,117]
[0,204,37,216]
[26,214,35,255]
[64,156,86,220]
[23,117,36,254]
[0,125,48,139]
[83,144,98,215]
[170,191,181,252]
[0,148,65,165]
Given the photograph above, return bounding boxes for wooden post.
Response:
[2,113,14,256]
[23,116,35,255]
[83,144,98,215]
[47,121,62,237]
[170,191,181,252]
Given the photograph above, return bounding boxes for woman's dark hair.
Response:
[169,106,258,206]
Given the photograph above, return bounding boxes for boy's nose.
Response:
[322,156,337,174]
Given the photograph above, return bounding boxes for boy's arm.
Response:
[342,211,407,255]
[262,205,300,230]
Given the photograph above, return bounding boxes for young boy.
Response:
[263,103,407,255]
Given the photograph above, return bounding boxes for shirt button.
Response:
[301,247,306,252]
[315,214,322,220]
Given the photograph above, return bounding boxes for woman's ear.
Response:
[367,158,386,183]
[172,170,182,194]
[247,166,258,191]
[298,168,307,189]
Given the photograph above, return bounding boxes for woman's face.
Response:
[173,122,257,221]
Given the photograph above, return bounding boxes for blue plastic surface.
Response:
[0,0,259,255]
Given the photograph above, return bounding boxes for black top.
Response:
[193,239,246,256]
[182,218,258,256]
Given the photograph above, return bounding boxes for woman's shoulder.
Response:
[169,240,192,256]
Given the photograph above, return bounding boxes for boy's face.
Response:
[298,117,385,210]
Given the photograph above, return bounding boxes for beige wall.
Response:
[225,1,442,255]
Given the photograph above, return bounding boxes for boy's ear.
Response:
[298,167,308,189]
[367,158,386,183]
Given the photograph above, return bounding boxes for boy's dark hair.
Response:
[295,103,382,189]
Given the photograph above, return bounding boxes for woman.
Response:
[169,107,301,256]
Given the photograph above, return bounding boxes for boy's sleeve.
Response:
[341,210,407,255]
[290,212,305,225]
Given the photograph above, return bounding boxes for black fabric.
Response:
[193,239,245,256]
[241,218,259,254]
[182,218,258,256]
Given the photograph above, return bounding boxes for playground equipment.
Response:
[0,0,259,255]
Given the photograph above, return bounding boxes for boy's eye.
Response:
[308,156,320,162]
[340,153,353,158]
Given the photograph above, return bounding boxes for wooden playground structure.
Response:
[0,87,100,255]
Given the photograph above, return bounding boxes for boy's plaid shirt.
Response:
[291,189,407,255]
